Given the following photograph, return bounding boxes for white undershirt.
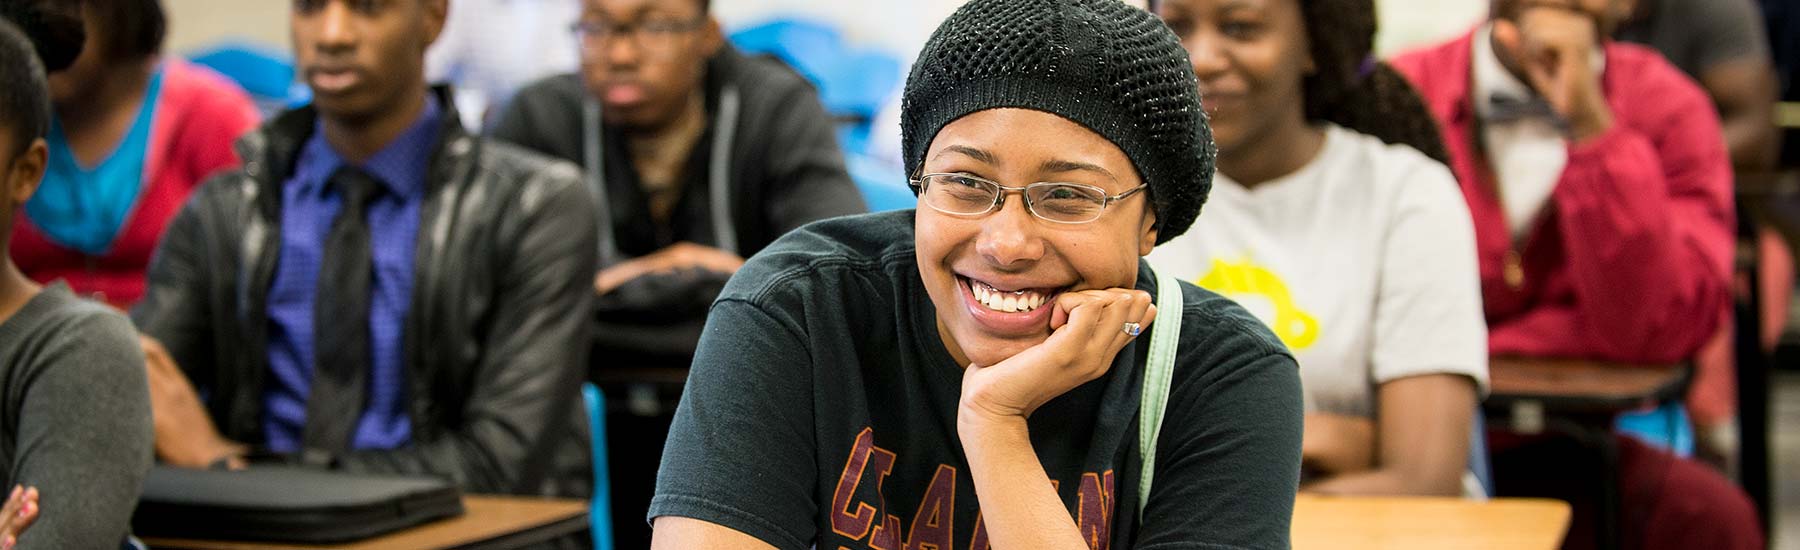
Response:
[1470,23,1601,241]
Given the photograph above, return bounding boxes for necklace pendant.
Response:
[1503,249,1525,290]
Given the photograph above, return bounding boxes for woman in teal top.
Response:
[12,0,258,308]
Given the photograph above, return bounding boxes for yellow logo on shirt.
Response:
[1197,258,1319,350]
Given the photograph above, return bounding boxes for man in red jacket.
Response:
[1390,0,1760,549]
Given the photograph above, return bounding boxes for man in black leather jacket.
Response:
[131,0,596,498]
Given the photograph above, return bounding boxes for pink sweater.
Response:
[11,59,259,308]
[1390,31,1734,364]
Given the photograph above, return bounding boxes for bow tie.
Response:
[1486,93,1570,132]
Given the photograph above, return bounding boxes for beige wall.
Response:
[1378,0,1487,56]
[163,0,289,54]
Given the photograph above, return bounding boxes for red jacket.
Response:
[1390,31,1733,364]
[11,59,259,309]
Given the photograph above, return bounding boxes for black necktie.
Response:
[303,166,383,453]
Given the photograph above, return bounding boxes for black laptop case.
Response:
[133,465,465,543]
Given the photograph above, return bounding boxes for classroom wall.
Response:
[1375,0,1487,56]
[163,0,287,54]
[162,0,1486,60]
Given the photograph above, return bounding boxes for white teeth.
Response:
[968,279,1049,313]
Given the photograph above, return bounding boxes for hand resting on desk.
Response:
[594,242,744,296]
[1302,413,1375,478]
[140,335,246,470]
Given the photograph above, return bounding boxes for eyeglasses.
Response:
[571,17,706,55]
[909,173,1148,224]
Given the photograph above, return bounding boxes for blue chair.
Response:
[847,153,914,213]
[1470,406,1494,497]
[185,40,313,114]
[583,383,615,550]
[1616,402,1695,457]
[728,19,842,87]
[728,19,904,158]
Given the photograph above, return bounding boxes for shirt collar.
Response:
[1471,23,1607,120]
[296,92,443,198]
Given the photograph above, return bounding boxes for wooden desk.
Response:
[1487,357,1688,420]
[1483,357,1688,550]
[142,495,588,550]
[1292,495,1571,550]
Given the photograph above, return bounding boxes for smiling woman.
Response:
[646,0,1303,549]
[1147,0,1487,499]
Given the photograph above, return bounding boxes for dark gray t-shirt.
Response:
[650,211,1303,550]
[0,283,152,549]
[1616,0,1772,80]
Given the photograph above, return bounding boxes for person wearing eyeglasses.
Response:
[491,2,864,542]
[646,1,1301,548]
[1391,0,1759,548]
[490,0,867,365]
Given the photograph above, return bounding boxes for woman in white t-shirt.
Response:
[1151,0,1488,495]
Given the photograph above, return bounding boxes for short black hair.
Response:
[0,0,84,72]
[87,0,166,61]
[0,18,51,156]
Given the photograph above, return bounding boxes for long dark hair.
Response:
[1296,0,1450,164]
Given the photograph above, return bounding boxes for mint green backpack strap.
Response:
[1137,269,1184,522]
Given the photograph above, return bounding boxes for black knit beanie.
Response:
[901,0,1215,244]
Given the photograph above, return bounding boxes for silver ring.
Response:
[1123,322,1143,337]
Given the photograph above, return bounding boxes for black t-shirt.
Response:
[651,210,1302,550]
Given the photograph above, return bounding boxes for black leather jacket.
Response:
[132,88,597,497]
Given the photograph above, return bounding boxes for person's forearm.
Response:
[161,438,247,469]
[958,408,1089,550]
[1553,129,1732,358]
[1301,413,1373,476]
[1721,113,1778,171]
[1702,61,1781,172]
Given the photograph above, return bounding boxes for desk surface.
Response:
[1293,495,1571,550]
[141,495,587,550]
[1486,357,1688,413]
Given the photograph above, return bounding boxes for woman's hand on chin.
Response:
[958,288,1156,427]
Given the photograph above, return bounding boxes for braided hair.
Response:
[1295,0,1449,164]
